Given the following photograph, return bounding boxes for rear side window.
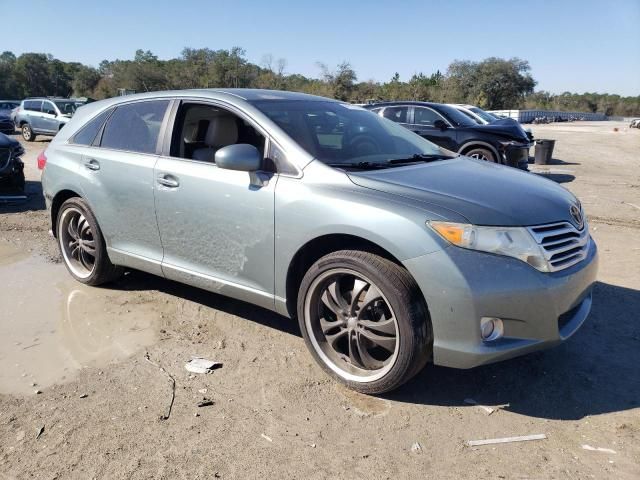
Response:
[100,100,169,154]
[382,106,408,123]
[71,109,113,146]
[24,100,42,112]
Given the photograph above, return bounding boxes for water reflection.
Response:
[0,249,158,395]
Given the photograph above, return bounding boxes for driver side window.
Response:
[413,107,444,127]
[43,102,57,116]
[170,103,266,164]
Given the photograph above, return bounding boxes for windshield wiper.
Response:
[326,161,389,170]
[387,153,454,164]
[327,154,454,170]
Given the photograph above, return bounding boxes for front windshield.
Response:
[469,106,499,123]
[433,104,477,127]
[54,101,77,115]
[249,100,449,166]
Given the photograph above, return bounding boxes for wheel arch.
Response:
[284,233,423,319]
[51,189,82,237]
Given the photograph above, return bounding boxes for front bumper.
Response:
[403,238,598,369]
[0,118,14,133]
[502,143,532,170]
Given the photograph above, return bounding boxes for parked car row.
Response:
[39,89,597,393]
[0,97,88,141]
[363,101,533,170]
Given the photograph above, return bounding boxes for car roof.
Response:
[52,88,327,172]
[450,104,477,109]
[363,101,443,108]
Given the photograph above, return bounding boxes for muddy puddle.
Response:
[0,243,159,395]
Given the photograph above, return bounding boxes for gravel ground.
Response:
[0,122,638,479]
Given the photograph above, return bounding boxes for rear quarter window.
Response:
[100,100,169,154]
[70,108,114,146]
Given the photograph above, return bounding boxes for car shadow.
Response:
[0,180,46,212]
[528,156,581,166]
[533,172,576,184]
[386,281,640,420]
[104,272,639,420]
[110,269,301,337]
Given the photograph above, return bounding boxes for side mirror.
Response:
[434,119,448,130]
[215,144,261,172]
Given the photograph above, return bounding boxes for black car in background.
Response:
[0,100,20,134]
[0,132,25,194]
[364,101,533,170]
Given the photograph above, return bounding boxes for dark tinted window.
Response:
[382,106,408,123]
[71,109,113,146]
[414,107,444,126]
[24,100,42,112]
[101,100,168,154]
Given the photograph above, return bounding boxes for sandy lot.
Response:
[0,121,638,479]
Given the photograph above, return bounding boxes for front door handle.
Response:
[84,159,100,171]
[157,174,180,188]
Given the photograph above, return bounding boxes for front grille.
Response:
[0,147,11,171]
[528,221,590,272]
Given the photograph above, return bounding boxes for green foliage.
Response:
[0,49,638,116]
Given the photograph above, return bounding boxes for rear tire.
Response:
[56,197,122,286]
[297,250,432,394]
[21,123,35,142]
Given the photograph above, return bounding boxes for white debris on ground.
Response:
[184,358,223,374]
[467,434,547,447]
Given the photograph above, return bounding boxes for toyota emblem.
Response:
[570,204,584,229]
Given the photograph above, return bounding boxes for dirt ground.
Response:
[0,121,638,479]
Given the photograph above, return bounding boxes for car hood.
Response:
[0,132,18,148]
[466,120,529,141]
[347,157,580,226]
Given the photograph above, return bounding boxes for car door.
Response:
[40,101,59,134]
[154,100,276,309]
[77,99,170,276]
[409,106,458,151]
[24,100,43,131]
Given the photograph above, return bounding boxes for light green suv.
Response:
[40,89,598,394]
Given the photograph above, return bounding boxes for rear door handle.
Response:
[84,159,100,171]
[157,174,179,188]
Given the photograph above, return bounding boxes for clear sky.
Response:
[3,0,639,95]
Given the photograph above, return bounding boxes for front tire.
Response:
[297,250,432,394]
[57,197,122,285]
[465,147,497,163]
[21,123,35,142]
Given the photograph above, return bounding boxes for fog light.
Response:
[480,317,504,342]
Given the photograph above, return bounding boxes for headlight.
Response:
[429,221,549,272]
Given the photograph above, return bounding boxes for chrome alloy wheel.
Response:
[469,151,490,161]
[59,207,96,279]
[304,268,399,382]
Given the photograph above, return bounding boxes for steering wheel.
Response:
[347,134,382,157]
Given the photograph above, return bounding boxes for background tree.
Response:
[0,49,636,116]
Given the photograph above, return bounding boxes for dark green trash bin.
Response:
[534,139,556,165]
